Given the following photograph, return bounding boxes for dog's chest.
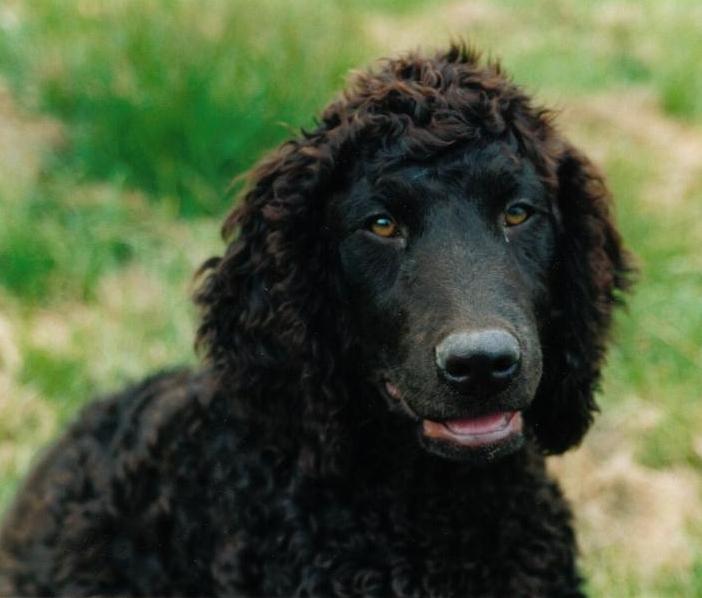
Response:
[200,466,579,597]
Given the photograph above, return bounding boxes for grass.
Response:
[0,0,371,215]
[1,0,701,595]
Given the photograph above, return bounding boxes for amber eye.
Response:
[369,216,398,238]
[504,204,532,227]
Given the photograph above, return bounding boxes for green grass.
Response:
[0,0,372,215]
[600,146,702,469]
[1,1,701,595]
[441,0,702,118]
[1,181,148,302]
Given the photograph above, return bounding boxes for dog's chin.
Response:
[417,412,526,465]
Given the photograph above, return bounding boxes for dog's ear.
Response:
[527,142,634,454]
[194,135,363,477]
[194,138,345,401]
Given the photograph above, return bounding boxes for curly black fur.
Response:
[0,45,632,597]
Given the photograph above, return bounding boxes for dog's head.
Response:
[196,45,633,468]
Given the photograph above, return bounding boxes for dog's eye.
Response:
[369,216,398,238]
[503,204,533,227]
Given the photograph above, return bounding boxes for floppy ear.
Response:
[194,137,353,424]
[528,142,634,454]
[194,129,367,476]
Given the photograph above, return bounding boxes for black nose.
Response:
[435,329,521,393]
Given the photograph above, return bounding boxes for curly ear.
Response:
[194,135,360,474]
[194,139,340,397]
[528,143,634,454]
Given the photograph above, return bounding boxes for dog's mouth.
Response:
[422,411,522,448]
[383,380,525,457]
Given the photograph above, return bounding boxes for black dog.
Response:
[0,45,632,596]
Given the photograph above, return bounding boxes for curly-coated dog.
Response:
[0,45,632,596]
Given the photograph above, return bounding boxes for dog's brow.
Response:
[373,176,424,199]
[462,164,522,201]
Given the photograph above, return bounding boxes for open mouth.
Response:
[422,411,523,448]
[383,380,524,454]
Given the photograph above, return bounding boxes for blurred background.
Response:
[0,0,700,594]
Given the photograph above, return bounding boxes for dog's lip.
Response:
[422,411,523,448]
[382,380,421,420]
[384,380,402,400]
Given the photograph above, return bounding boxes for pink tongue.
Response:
[444,412,510,435]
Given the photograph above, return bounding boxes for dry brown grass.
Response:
[0,80,62,201]
[366,0,506,56]
[0,80,64,501]
[550,406,702,583]
[560,90,702,212]
[0,312,57,495]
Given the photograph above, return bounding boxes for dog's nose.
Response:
[435,329,521,393]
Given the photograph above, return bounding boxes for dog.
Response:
[0,44,632,597]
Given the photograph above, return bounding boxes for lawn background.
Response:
[1,1,701,595]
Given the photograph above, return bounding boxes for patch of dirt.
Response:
[0,311,56,480]
[0,310,20,375]
[559,89,702,209]
[27,312,74,360]
[366,0,506,55]
[549,401,702,579]
[0,79,63,200]
[97,265,177,315]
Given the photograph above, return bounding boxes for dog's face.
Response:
[198,49,631,470]
[331,142,558,463]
